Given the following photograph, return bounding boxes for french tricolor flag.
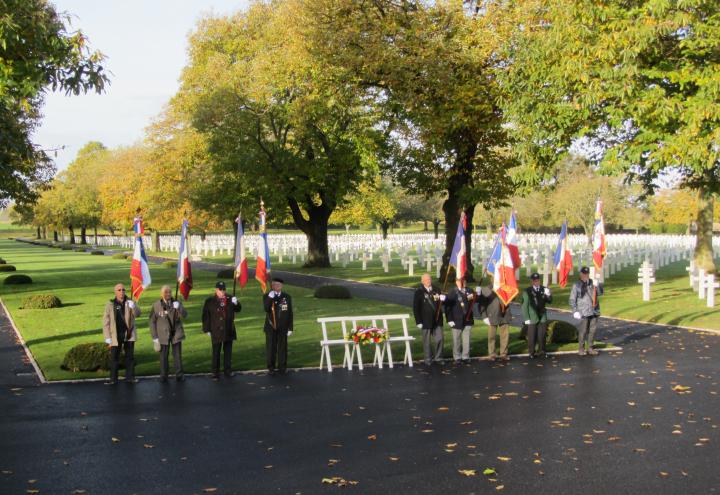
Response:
[255,204,271,292]
[176,219,192,300]
[507,210,521,268]
[592,199,606,270]
[553,221,573,288]
[234,214,248,288]
[130,216,151,300]
[448,211,468,280]
[486,225,519,305]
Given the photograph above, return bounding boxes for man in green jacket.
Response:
[521,273,553,358]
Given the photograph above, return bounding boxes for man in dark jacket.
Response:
[149,285,188,382]
[202,281,241,379]
[444,277,475,364]
[413,273,446,365]
[521,273,552,358]
[476,285,512,361]
[263,277,293,374]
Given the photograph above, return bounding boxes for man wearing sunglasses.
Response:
[103,283,142,384]
[202,281,241,379]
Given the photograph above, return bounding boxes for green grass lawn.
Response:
[0,239,592,381]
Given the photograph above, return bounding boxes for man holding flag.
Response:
[477,225,518,362]
[446,212,473,363]
[176,218,192,300]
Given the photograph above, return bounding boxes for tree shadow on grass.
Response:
[25,328,100,346]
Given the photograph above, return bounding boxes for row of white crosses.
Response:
[687,257,720,308]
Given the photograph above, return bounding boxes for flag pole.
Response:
[233,212,239,298]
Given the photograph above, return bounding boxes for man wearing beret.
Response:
[521,273,552,359]
[569,266,604,356]
[263,277,294,375]
[444,276,474,364]
[202,281,242,379]
[476,284,512,362]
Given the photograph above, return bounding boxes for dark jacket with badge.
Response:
[263,291,293,334]
[149,298,188,345]
[202,296,241,343]
[477,286,512,326]
[413,285,444,329]
[521,285,552,324]
[444,286,475,328]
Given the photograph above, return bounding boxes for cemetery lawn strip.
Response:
[0,239,585,381]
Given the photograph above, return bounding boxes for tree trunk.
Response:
[36,226,41,239]
[423,220,428,231]
[42,227,46,239]
[693,186,716,273]
[380,221,390,239]
[345,224,350,234]
[288,198,332,267]
[201,230,207,241]
[53,230,58,242]
[68,225,75,245]
[93,226,98,245]
[80,226,87,245]
[153,230,161,252]
[433,218,441,239]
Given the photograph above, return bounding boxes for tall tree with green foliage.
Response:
[0,0,108,208]
[302,0,517,280]
[174,1,382,267]
[499,0,720,272]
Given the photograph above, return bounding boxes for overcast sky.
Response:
[34,1,249,171]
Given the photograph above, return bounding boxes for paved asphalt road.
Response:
[1,242,718,494]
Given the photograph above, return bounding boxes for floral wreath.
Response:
[347,325,389,345]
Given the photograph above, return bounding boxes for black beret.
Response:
[272,277,284,284]
[215,281,227,289]
[580,266,590,274]
[530,272,540,280]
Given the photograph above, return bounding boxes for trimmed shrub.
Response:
[60,246,73,250]
[217,269,235,279]
[21,294,62,309]
[162,260,178,268]
[72,247,86,252]
[4,274,33,285]
[111,253,126,259]
[0,258,6,264]
[546,320,578,344]
[61,342,121,372]
[314,284,352,299]
[0,264,16,272]
[90,250,105,256]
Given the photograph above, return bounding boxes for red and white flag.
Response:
[130,215,151,300]
[507,210,521,268]
[592,199,606,270]
[255,202,270,292]
[234,214,248,288]
[176,219,192,300]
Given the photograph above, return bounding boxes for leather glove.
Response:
[127,300,135,309]
[172,301,180,309]
[448,322,455,328]
[287,331,293,337]
[231,296,238,305]
[439,294,446,301]
[573,312,582,320]
[268,291,277,298]
[524,320,531,325]
[417,324,423,329]
[104,338,112,345]
[483,318,490,325]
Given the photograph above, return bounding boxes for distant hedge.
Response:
[90,250,105,256]
[314,284,352,299]
[163,260,178,268]
[111,253,127,259]
[546,320,578,343]
[0,265,16,272]
[0,258,6,264]
[60,246,73,251]
[21,294,62,309]
[4,274,32,285]
[61,342,121,372]
[217,269,235,279]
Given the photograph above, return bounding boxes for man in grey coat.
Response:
[103,283,142,384]
[149,285,188,382]
[444,277,474,364]
[569,266,604,356]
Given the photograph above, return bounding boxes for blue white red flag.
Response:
[487,225,518,305]
[448,211,468,280]
[176,219,192,300]
[553,221,573,288]
[507,210,521,268]
[130,216,151,300]
[234,214,248,288]
[592,199,606,270]
[255,203,271,292]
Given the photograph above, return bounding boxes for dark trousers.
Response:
[265,330,287,371]
[527,321,547,356]
[212,341,233,374]
[160,342,183,379]
[110,340,135,382]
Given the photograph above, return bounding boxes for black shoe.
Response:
[212,373,220,381]
[529,354,535,359]
[104,380,118,386]
[125,378,138,384]
[268,369,276,376]
[279,369,287,375]
[159,376,168,383]
[224,370,234,378]
[454,360,462,365]
[176,375,185,382]
[462,359,471,364]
